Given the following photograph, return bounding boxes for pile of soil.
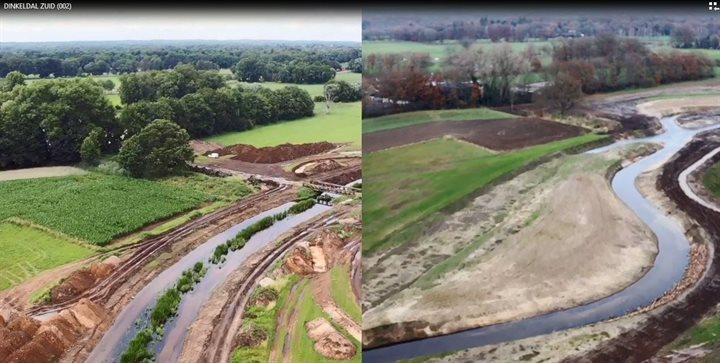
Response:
[597,112,657,136]
[212,142,336,164]
[1,299,108,362]
[234,324,267,348]
[305,318,356,360]
[323,168,362,185]
[306,160,344,174]
[51,256,121,304]
[283,242,316,275]
[364,117,586,153]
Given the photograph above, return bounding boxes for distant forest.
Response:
[0,40,362,81]
[363,13,720,48]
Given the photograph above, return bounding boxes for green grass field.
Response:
[363,134,608,253]
[232,72,361,99]
[703,162,720,198]
[289,279,361,363]
[363,107,516,134]
[0,222,93,291]
[207,102,361,148]
[0,172,225,245]
[330,265,361,323]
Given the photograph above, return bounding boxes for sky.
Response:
[0,10,361,43]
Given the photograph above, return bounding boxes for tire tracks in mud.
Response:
[566,137,720,363]
[26,184,291,317]
[199,210,342,363]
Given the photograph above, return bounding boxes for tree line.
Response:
[0,42,361,79]
[550,34,716,93]
[0,65,315,171]
[363,33,715,117]
[232,53,337,83]
[363,13,719,44]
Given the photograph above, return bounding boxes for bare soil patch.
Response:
[0,299,107,363]
[363,117,586,153]
[637,96,720,120]
[212,142,336,164]
[305,318,357,360]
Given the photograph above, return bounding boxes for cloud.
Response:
[0,10,361,42]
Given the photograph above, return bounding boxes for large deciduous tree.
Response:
[0,79,117,168]
[117,119,194,178]
[535,72,583,115]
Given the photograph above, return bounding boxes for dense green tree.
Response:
[233,54,267,82]
[118,99,176,137]
[80,127,104,164]
[117,119,194,178]
[3,71,26,91]
[0,79,116,168]
[348,57,363,73]
[275,86,314,120]
[324,80,361,103]
[100,79,115,91]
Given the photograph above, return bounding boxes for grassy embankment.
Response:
[703,162,720,198]
[363,133,608,253]
[233,268,361,363]
[330,264,362,323]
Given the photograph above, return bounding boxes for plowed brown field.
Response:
[363,118,586,153]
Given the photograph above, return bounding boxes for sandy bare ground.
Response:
[0,166,87,181]
[637,96,720,120]
[432,151,710,363]
[310,272,361,341]
[364,150,658,335]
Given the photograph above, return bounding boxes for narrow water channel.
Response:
[364,117,720,363]
[86,202,330,362]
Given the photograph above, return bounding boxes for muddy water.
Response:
[86,202,330,363]
[364,117,720,363]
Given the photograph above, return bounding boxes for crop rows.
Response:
[0,173,209,245]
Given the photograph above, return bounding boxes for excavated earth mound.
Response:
[51,256,121,304]
[0,299,107,362]
[305,318,356,360]
[212,142,336,164]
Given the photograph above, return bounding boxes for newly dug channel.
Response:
[364,116,720,362]
[363,146,658,345]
